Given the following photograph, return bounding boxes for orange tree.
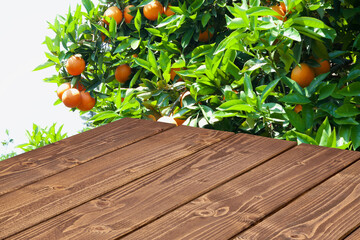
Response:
[36,0,360,150]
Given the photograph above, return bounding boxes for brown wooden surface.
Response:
[345,227,360,240]
[9,133,294,239]
[0,124,232,239]
[1,118,360,240]
[123,144,360,240]
[235,159,360,240]
[0,118,173,196]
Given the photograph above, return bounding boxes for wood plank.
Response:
[8,133,295,239]
[121,145,360,240]
[0,118,174,196]
[0,125,232,239]
[236,159,360,240]
[345,226,360,240]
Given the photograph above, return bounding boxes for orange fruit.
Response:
[311,58,331,76]
[198,28,213,42]
[174,118,186,126]
[271,5,287,21]
[103,6,123,25]
[147,114,157,121]
[132,53,138,58]
[164,4,175,16]
[66,55,86,76]
[143,0,164,21]
[280,2,294,14]
[124,5,135,24]
[57,82,71,99]
[77,91,96,111]
[294,104,302,113]
[291,63,315,88]
[62,88,81,108]
[115,64,132,83]
[157,116,178,125]
[280,2,286,12]
[75,82,85,91]
[170,68,182,81]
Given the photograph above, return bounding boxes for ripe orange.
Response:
[147,114,157,121]
[143,0,164,21]
[157,116,178,125]
[271,5,287,21]
[57,82,71,99]
[311,58,331,76]
[132,53,138,58]
[103,6,123,25]
[170,68,182,81]
[115,64,132,83]
[174,118,186,126]
[198,28,213,42]
[62,88,81,108]
[294,104,302,113]
[280,2,294,14]
[75,82,85,91]
[291,63,315,88]
[77,91,96,111]
[124,5,135,24]
[66,55,86,76]
[164,4,175,16]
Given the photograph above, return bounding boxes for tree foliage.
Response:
[37,0,360,150]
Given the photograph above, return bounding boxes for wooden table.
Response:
[1,118,360,239]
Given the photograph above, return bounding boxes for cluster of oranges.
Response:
[57,55,96,111]
[290,58,331,113]
[291,58,331,88]
[103,1,212,42]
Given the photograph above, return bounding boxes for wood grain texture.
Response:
[0,118,173,196]
[0,125,232,239]
[236,159,360,240]
[8,133,295,240]
[345,226,360,240]
[122,145,360,240]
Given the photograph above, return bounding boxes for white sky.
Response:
[0,0,99,154]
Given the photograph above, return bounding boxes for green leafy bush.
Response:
[16,123,68,152]
[37,0,360,150]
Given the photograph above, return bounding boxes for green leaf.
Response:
[217,100,255,112]
[190,0,204,13]
[334,118,359,126]
[315,117,331,143]
[338,82,360,97]
[33,61,56,71]
[283,27,301,42]
[285,109,306,132]
[318,83,336,100]
[351,125,360,149]
[293,17,331,29]
[135,9,142,33]
[109,18,117,39]
[347,69,360,82]
[182,28,194,49]
[335,104,360,117]
[91,111,119,121]
[246,7,279,16]
[82,0,94,13]
[293,131,318,145]
[279,93,311,104]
